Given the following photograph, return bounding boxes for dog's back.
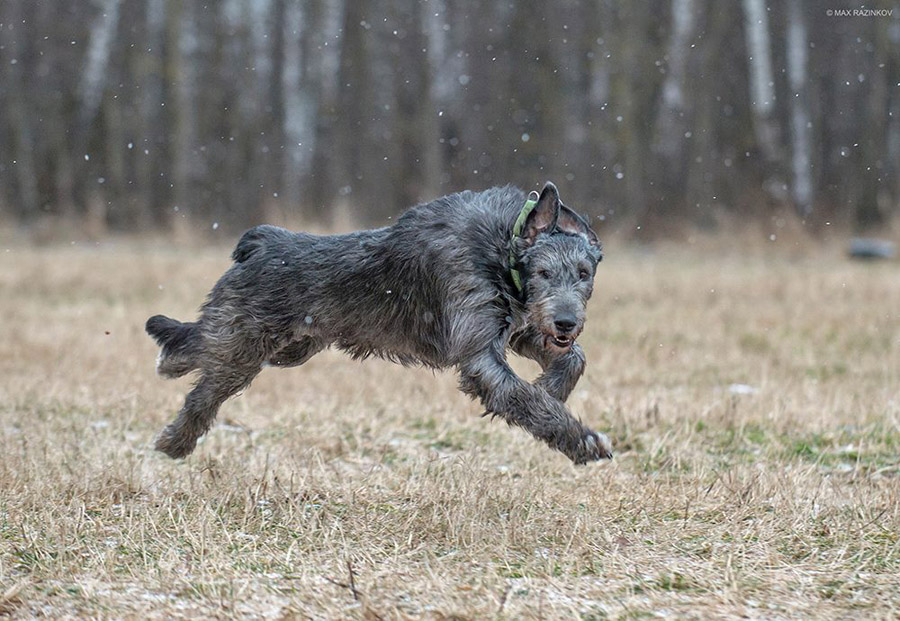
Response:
[231,224,292,263]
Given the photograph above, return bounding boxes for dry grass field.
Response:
[1,237,899,619]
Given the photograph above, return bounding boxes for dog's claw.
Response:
[572,430,613,464]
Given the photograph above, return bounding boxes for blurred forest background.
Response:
[0,0,898,235]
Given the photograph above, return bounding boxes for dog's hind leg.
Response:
[266,336,325,368]
[155,363,260,459]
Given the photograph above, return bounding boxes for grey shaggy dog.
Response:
[146,182,613,464]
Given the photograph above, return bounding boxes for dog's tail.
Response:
[146,315,203,379]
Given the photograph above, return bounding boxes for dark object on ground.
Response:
[146,182,612,464]
[849,238,896,260]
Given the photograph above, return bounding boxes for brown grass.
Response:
[0,239,899,619]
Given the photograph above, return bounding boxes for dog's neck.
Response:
[508,191,541,293]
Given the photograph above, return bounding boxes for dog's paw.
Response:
[154,425,197,459]
[571,430,613,464]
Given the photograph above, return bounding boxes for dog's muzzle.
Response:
[544,332,578,351]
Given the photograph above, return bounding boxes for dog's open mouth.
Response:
[546,334,575,350]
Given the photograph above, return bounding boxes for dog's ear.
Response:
[557,204,600,247]
[522,182,560,244]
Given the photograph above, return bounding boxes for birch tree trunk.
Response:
[656,0,694,160]
[265,0,287,211]
[741,0,780,163]
[786,0,812,218]
[653,0,695,216]
[282,0,309,208]
[168,0,201,224]
[335,0,372,213]
[78,0,122,127]
[391,0,439,208]
[138,0,167,227]
[308,0,346,219]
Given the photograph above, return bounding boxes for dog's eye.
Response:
[537,269,550,279]
[579,269,590,280]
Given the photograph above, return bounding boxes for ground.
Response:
[0,238,898,619]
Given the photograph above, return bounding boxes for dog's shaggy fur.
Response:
[147,182,612,463]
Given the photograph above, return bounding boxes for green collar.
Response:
[508,190,540,293]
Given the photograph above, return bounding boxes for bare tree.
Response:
[391,0,439,208]
[741,0,780,163]
[334,0,376,218]
[786,0,812,218]
[265,0,288,211]
[307,0,346,218]
[168,0,202,224]
[0,0,40,220]
[656,0,694,161]
[78,0,121,127]
[653,0,695,217]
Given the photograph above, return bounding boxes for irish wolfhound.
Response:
[146,182,613,463]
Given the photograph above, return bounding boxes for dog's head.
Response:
[513,182,603,354]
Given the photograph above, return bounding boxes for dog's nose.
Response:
[554,315,577,334]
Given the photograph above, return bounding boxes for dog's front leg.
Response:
[509,329,586,402]
[535,344,586,402]
[458,345,612,463]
